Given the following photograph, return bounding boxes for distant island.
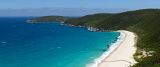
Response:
[29,9,160,67]
[27,16,69,23]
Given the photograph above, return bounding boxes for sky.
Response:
[0,0,160,9]
[0,0,160,16]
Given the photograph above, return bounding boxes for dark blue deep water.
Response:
[0,17,119,67]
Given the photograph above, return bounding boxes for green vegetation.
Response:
[66,9,160,67]
[29,9,160,67]
[65,13,114,27]
[28,16,69,23]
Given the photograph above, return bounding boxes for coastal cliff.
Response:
[29,9,160,67]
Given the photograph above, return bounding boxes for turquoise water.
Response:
[0,17,120,67]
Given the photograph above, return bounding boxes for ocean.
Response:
[0,17,120,67]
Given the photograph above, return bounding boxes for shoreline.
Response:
[37,22,137,67]
[26,22,138,67]
[88,30,137,67]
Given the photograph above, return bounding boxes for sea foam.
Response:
[86,31,126,67]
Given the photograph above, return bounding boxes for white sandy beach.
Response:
[97,30,137,67]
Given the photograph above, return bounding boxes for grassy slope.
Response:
[66,9,160,67]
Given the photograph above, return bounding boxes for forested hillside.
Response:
[66,9,160,67]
